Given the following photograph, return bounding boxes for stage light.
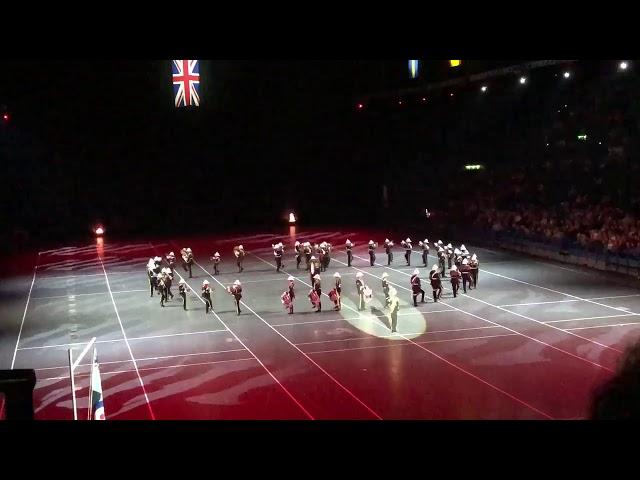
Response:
[563,71,571,78]
[598,141,602,145]
[464,164,484,171]
[450,93,454,97]
[422,97,426,101]
[357,103,363,109]
[577,134,587,141]
[619,61,628,70]
[94,226,105,236]
[398,100,402,105]
[450,60,461,67]
[519,76,527,84]
[2,114,8,122]
[480,85,487,92]
[289,213,296,224]
[546,143,550,146]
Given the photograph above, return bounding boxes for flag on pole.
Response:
[90,349,105,420]
[172,60,201,107]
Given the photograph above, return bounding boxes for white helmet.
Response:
[461,244,467,251]
[413,268,420,275]
[437,240,443,245]
[179,279,185,284]
[471,253,477,261]
[385,238,390,243]
[288,276,295,281]
[333,272,341,278]
[356,272,364,278]
[239,245,244,250]
[451,265,458,271]
[438,246,444,252]
[311,256,316,260]
[214,252,220,257]
[462,259,469,265]
[406,238,412,243]
[154,256,162,262]
[432,264,439,271]
[454,248,461,255]
[447,243,452,249]
[169,251,174,256]
[186,248,192,253]
[369,240,374,245]
[381,272,389,278]
[313,274,321,280]
[345,239,352,244]
[233,280,241,285]
[295,241,300,246]
[424,239,429,243]
[202,279,209,285]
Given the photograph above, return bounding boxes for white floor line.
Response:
[544,313,637,325]
[37,357,257,381]
[498,299,581,308]
[190,253,383,420]
[98,253,156,420]
[34,271,142,279]
[252,251,553,419]
[566,322,640,331]
[17,328,229,351]
[30,289,147,301]
[309,333,520,355]
[11,255,39,369]
[158,242,315,421]
[342,252,617,369]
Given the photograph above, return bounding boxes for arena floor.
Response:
[2,227,639,420]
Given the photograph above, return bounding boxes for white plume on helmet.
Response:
[406,238,412,243]
[214,252,220,257]
[454,248,461,255]
[471,254,477,261]
[202,280,209,285]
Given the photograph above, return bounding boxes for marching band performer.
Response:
[312,274,322,312]
[181,248,194,278]
[419,239,430,267]
[345,239,354,267]
[166,251,176,273]
[470,253,479,288]
[210,251,221,275]
[400,238,413,266]
[309,255,322,285]
[388,287,400,333]
[410,268,425,306]
[159,271,168,307]
[384,239,394,265]
[429,264,443,302]
[449,265,461,298]
[460,258,472,293]
[304,242,312,270]
[382,272,391,307]
[162,267,174,300]
[147,258,157,297]
[273,242,284,272]
[294,241,302,269]
[355,272,365,311]
[460,245,469,259]
[281,275,295,314]
[446,243,454,270]
[201,279,214,314]
[178,279,190,310]
[330,272,342,310]
[454,248,463,268]
[368,240,377,266]
[228,280,242,315]
[437,246,447,278]
[319,242,327,272]
[324,242,332,270]
[233,245,245,273]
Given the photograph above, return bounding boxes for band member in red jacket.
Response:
[429,264,443,302]
[470,253,479,288]
[460,259,473,293]
[330,272,342,310]
[449,265,461,298]
[410,268,425,306]
[282,275,295,314]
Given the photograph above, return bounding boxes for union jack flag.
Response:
[172,60,200,107]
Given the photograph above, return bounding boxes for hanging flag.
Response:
[89,349,106,420]
[172,60,201,107]
[409,60,419,79]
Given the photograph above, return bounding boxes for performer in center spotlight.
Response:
[294,241,302,269]
[345,239,354,267]
[227,280,242,315]
[355,272,365,311]
[201,279,214,314]
[469,253,479,288]
[410,268,426,306]
[419,239,430,267]
[304,242,312,270]
[166,251,176,274]
[368,240,377,266]
[400,238,413,266]
[437,245,447,278]
[388,287,400,333]
[233,245,245,273]
[449,265,461,298]
[281,275,295,314]
[181,248,194,278]
[309,255,321,285]
[382,272,391,308]
[273,242,284,272]
[330,272,342,311]
[210,251,221,275]
[429,264,443,302]
[178,279,190,310]
[383,239,394,265]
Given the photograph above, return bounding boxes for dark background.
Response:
[2,59,634,248]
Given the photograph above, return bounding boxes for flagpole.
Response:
[87,348,96,421]
[69,349,77,420]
